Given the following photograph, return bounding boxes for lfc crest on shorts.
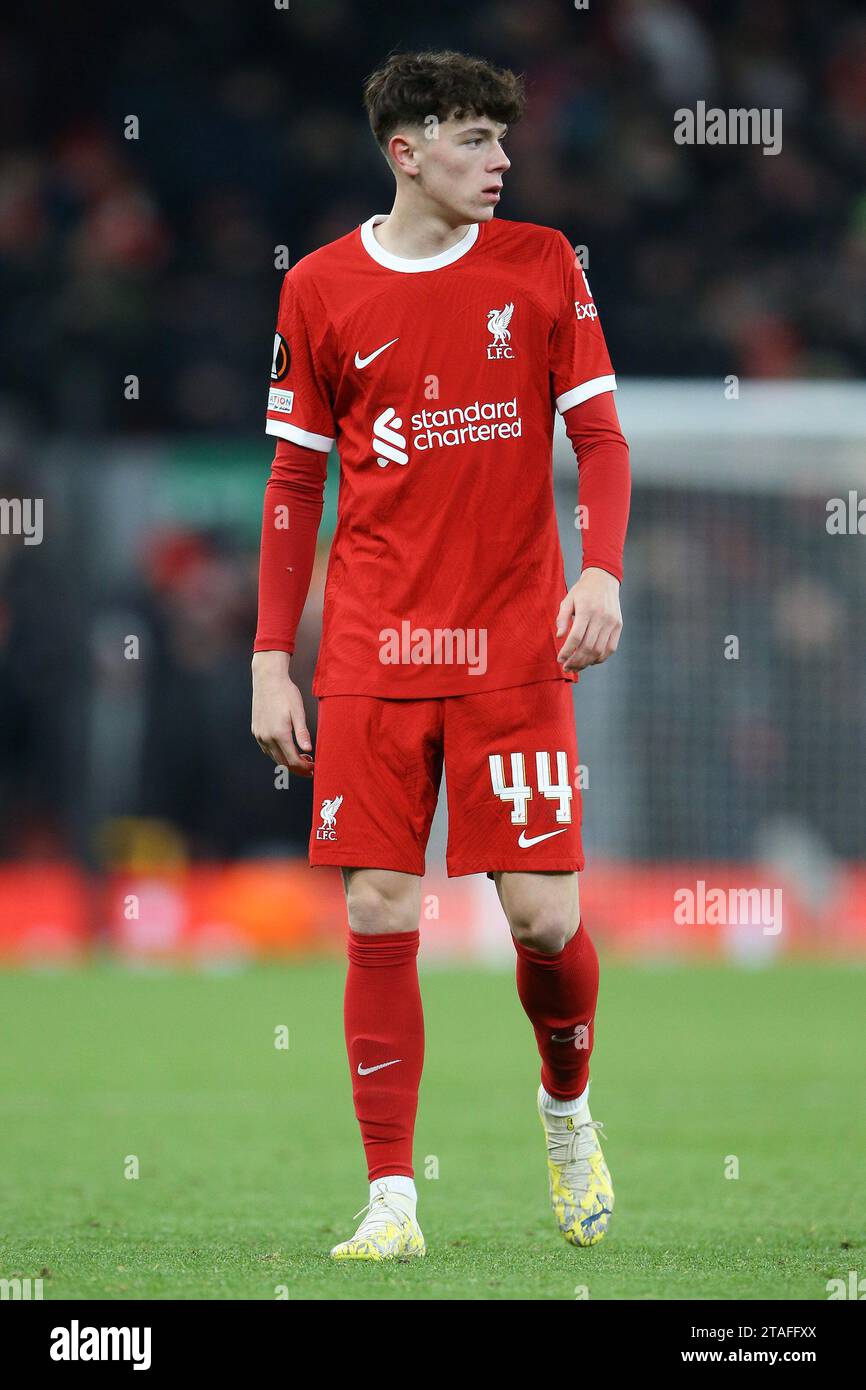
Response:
[316,794,343,840]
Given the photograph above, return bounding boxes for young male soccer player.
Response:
[252,50,631,1259]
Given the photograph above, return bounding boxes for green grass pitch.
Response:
[1,957,862,1300]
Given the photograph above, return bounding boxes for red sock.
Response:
[344,929,424,1180]
[513,919,599,1101]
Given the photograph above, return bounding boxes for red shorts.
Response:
[309,679,584,878]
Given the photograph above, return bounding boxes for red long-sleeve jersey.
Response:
[254,214,630,695]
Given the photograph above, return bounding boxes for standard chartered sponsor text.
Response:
[412,397,522,451]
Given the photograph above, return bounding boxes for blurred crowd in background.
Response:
[1,0,865,872]
[3,452,864,874]
[2,0,865,435]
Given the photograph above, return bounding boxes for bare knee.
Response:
[342,868,420,936]
[495,872,580,955]
[510,910,576,955]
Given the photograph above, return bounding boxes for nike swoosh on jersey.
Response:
[354,338,399,370]
[357,1059,402,1076]
[517,828,568,848]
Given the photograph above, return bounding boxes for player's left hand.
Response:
[555,568,623,672]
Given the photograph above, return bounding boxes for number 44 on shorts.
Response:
[489,751,573,824]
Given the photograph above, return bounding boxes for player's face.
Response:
[412,115,510,223]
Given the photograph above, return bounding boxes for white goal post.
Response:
[554,379,866,491]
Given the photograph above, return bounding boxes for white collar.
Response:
[359,214,479,273]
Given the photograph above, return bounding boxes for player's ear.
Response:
[388,132,419,178]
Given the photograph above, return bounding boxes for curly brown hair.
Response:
[363,49,526,149]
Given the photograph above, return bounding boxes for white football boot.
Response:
[329,1181,426,1261]
[537,1085,614,1246]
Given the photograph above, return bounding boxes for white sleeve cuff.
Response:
[556,374,617,414]
[266,418,334,452]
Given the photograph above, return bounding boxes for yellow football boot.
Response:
[537,1085,614,1247]
[329,1182,426,1261]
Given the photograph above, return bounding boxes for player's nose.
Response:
[489,144,511,174]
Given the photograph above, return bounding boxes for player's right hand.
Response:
[251,656,314,778]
